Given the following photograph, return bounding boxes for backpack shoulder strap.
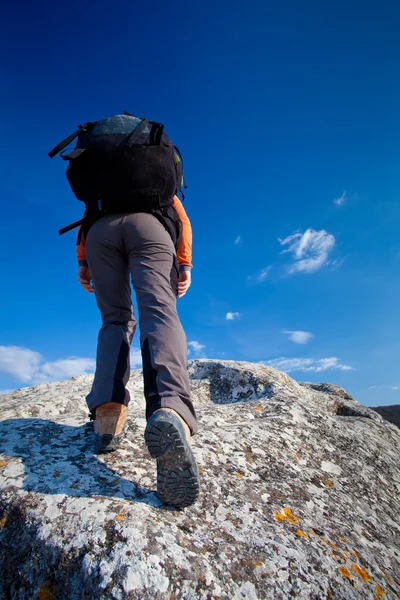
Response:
[149,122,164,145]
[174,145,188,198]
[124,119,150,147]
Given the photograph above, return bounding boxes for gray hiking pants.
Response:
[85,213,198,435]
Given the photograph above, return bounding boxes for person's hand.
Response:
[178,269,191,298]
[78,266,94,294]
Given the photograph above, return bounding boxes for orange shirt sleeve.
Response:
[76,214,87,266]
[172,195,193,268]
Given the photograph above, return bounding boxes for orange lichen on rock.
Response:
[255,406,262,411]
[248,559,264,568]
[37,582,56,600]
[310,530,343,554]
[234,472,244,478]
[379,568,393,585]
[0,517,6,529]
[295,529,308,538]
[115,515,125,521]
[330,550,348,562]
[0,460,9,468]
[198,468,204,473]
[374,584,385,599]
[322,479,333,488]
[274,507,300,524]
[339,566,352,579]
[351,563,371,583]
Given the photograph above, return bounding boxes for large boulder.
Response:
[0,360,399,599]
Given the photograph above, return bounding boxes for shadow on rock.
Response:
[0,418,160,507]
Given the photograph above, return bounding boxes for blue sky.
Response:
[1,0,399,406]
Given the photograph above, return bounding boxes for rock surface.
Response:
[0,360,399,599]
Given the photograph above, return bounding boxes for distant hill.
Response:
[371,404,400,428]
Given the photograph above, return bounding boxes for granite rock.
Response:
[0,360,399,599]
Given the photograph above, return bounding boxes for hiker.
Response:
[49,114,199,509]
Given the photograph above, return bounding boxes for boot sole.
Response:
[144,412,200,509]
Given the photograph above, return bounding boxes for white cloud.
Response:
[330,258,345,271]
[369,384,400,390]
[314,358,354,371]
[248,266,271,282]
[0,346,42,382]
[234,236,241,245]
[265,357,354,373]
[279,228,335,274]
[187,341,206,356]
[226,312,240,321]
[39,358,96,381]
[334,191,347,206]
[0,345,95,385]
[282,330,313,344]
[258,266,271,281]
[130,348,142,368]
[0,344,147,387]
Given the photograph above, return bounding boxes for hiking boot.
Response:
[144,408,200,509]
[94,402,127,454]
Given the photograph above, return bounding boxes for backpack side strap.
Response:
[59,218,85,235]
[48,124,89,159]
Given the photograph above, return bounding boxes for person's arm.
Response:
[172,196,192,269]
[76,219,87,267]
[76,215,94,294]
[172,196,192,297]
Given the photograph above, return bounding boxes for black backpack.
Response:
[48,112,186,248]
